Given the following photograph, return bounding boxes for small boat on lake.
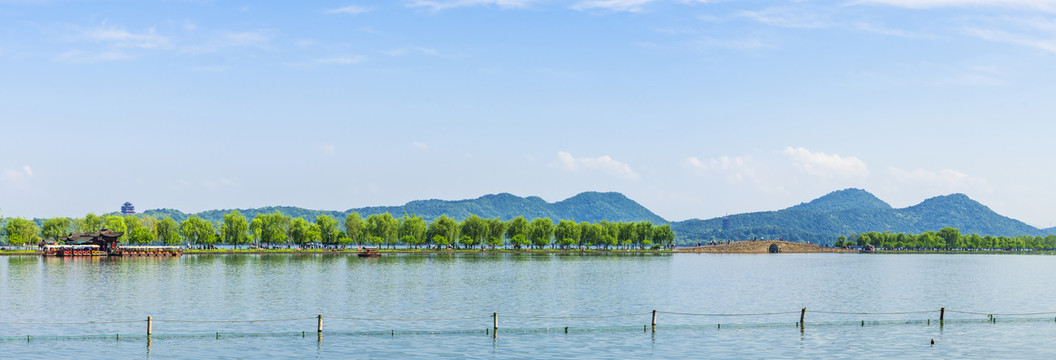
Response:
[357,249,381,258]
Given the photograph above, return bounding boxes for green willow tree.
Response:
[344,212,365,246]
[315,215,340,247]
[5,218,39,247]
[222,210,251,247]
[156,217,180,245]
[41,218,72,240]
[528,218,554,249]
[427,215,459,249]
[104,215,128,243]
[179,216,215,246]
[398,214,428,248]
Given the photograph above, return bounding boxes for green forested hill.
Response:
[671,189,1046,244]
[141,191,666,225]
[120,188,1053,246]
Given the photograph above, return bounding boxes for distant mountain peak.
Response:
[789,188,891,212]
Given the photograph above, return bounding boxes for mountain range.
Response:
[671,188,1052,244]
[138,189,1055,245]
[142,191,666,226]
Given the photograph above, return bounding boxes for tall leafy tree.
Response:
[486,217,507,249]
[5,218,39,247]
[257,211,290,245]
[288,217,311,246]
[460,215,489,250]
[427,215,459,248]
[75,213,106,233]
[344,212,365,245]
[651,224,675,247]
[156,217,180,245]
[104,215,129,243]
[366,213,398,248]
[398,214,428,248]
[315,215,340,246]
[128,227,154,244]
[506,216,528,245]
[222,210,251,247]
[554,220,581,249]
[635,222,654,249]
[528,218,554,249]
[179,216,216,246]
[41,217,72,241]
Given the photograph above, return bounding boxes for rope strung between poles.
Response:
[810,310,935,315]
[154,317,316,323]
[326,315,492,321]
[503,313,651,319]
[946,310,1056,316]
[0,320,143,325]
[658,311,802,317]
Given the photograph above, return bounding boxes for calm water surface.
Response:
[2,253,1055,358]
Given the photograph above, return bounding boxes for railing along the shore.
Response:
[5,307,1056,343]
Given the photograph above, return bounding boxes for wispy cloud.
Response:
[407,0,536,11]
[183,30,275,54]
[384,47,441,57]
[557,151,640,180]
[413,142,429,150]
[81,24,171,49]
[315,55,365,65]
[55,50,133,63]
[1,165,33,184]
[853,0,1056,12]
[325,5,371,15]
[685,155,756,182]
[738,8,830,29]
[964,24,1056,53]
[888,166,991,192]
[784,147,869,177]
[572,0,658,12]
[322,144,337,155]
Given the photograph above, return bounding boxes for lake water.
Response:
[3,253,1056,359]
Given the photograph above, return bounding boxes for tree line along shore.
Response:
[834,227,1056,251]
[0,211,675,250]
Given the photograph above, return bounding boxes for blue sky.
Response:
[2,0,1055,228]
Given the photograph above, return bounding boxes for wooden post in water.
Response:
[147,316,153,335]
[651,310,657,331]
[800,308,806,328]
[493,312,498,331]
[940,307,945,323]
[317,314,323,333]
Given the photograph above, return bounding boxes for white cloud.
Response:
[854,0,1056,11]
[81,25,171,49]
[557,151,640,180]
[784,147,869,177]
[315,55,365,65]
[573,0,658,12]
[322,144,337,155]
[55,50,133,63]
[183,30,275,54]
[1,165,34,184]
[888,166,991,192]
[964,26,1056,54]
[738,8,830,29]
[407,0,536,11]
[685,155,759,183]
[413,142,429,150]
[384,47,441,57]
[326,5,371,15]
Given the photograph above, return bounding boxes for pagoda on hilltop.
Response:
[121,202,135,214]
